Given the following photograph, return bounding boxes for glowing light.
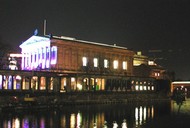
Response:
[139,106,143,125]
[113,121,118,128]
[70,114,76,128]
[93,58,98,67]
[135,107,138,125]
[82,57,87,66]
[77,84,82,90]
[19,36,61,70]
[135,85,139,91]
[16,75,21,80]
[121,119,127,128]
[50,46,57,65]
[122,61,127,70]
[151,86,154,90]
[172,81,190,84]
[71,77,75,82]
[104,59,108,68]
[10,53,22,58]
[144,107,147,121]
[113,60,118,69]
[76,112,82,128]
[13,118,20,128]
[140,86,143,91]
[151,106,154,118]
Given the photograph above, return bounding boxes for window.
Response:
[104,59,109,68]
[154,72,160,77]
[113,60,118,69]
[82,57,87,66]
[93,58,98,67]
[123,61,127,70]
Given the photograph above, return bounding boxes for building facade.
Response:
[9,35,155,92]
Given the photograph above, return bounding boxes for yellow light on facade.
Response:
[77,84,82,90]
[144,86,147,90]
[122,61,127,70]
[16,75,21,80]
[104,59,108,68]
[93,58,98,67]
[82,57,87,66]
[135,85,139,91]
[113,60,118,69]
[71,77,75,82]
[70,114,76,128]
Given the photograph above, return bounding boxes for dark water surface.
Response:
[1,99,190,128]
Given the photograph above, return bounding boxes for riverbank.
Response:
[0,91,170,111]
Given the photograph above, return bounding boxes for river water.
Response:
[1,99,190,128]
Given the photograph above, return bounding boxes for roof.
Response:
[51,35,129,50]
[20,35,130,51]
[19,36,50,48]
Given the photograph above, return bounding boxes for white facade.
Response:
[19,36,57,70]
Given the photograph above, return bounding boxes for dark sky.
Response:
[1,0,190,80]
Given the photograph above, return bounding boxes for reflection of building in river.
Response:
[135,106,154,127]
[171,99,190,115]
[1,105,155,128]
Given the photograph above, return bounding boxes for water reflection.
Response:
[0,101,174,128]
[135,106,154,127]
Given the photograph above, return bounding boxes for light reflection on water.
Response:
[1,100,188,128]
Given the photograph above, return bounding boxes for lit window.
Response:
[113,60,118,69]
[151,86,154,90]
[104,59,109,68]
[135,85,139,91]
[71,77,75,82]
[144,86,147,90]
[82,57,87,66]
[123,61,127,70]
[93,58,98,67]
[140,86,143,90]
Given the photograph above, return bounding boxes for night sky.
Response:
[1,0,190,80]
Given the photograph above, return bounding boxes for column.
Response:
[38,76,41,90]
[66,77,71,92]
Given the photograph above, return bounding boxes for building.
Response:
[15,35,156,92]
[133,51,166,79]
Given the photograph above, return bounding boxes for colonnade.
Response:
[0,71,106,92]
[0,70,156,93]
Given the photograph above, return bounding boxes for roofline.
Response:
[172,81,190,84]
[51,35,128,50]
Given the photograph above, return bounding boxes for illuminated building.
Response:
[16,35,155,92]
[133,51,166,79]
[18,35,134,91]
[0,35,157,92]
[8,53,22,70]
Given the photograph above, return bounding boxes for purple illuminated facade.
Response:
[19,36,57,70]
